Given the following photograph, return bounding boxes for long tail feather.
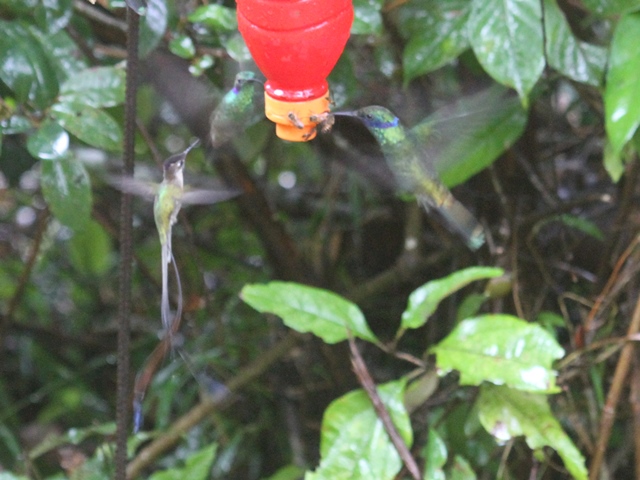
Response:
[132,251,184,433]
[418,194,485,250]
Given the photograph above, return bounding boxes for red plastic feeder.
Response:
[236,0,353,141]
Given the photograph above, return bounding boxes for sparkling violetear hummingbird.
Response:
[108,139,238,341]
[210,71,265,147]
[334,106,485,250]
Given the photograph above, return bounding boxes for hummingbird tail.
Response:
[419,195,485,250]
[161,244,171,334]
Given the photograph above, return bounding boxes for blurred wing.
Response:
[181,188,240,205]
[105,175,158,200]
[125,0,147,15]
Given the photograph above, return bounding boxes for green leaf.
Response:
[468,0,544,104]
[169,35,196,59]
[33,0,73,34]
[30,27,88,85]
[477,385,588,480]
[401,267,503,331]
[188,4,238,32]
[605,13,640,155]
[543,0,606,87]
[533,214,605,241]
[400,0,471,83]
[432,315,565,392]
[581,0,640,14]
[264,465,306,480]
[0,473,29,480]
[29,423,115,460]
[50,101,122,152]
[149,443,217,480]
[446,455,477,480]
[603,139,625,182]
[0,115,32,135]
[69,219,113,276]
[59,66,126,108]
[306,379,411,480]
[413,86,528,188]
[241,282,379,344]
[0,21,59,109]
[139,0,168,57]
[223,33,253,64]
[351,0,384,35]
[422,428,447,480]
[40,156,92,231]
[27,120,69,161]
[183,443,217,480]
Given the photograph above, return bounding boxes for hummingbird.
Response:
[210,71,265,147]
[334,106,485,250]
[108,139,239,341]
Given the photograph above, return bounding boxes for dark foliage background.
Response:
[1,0,640,479]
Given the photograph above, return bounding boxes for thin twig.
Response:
[583,234,640,343]
[0,208,50,345]
[126,332,301,479]
[631,358,640,478]
[115,8,139,480]
[588,286,640,479]
[348,336,421,480]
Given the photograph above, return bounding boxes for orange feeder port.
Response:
[236,0,353,141]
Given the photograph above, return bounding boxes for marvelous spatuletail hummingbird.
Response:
[210,71,265,147]
[108,139,239,341]
[333,106,485,250]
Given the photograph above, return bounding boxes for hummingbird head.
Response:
[162,139,199,184]
[232,71,263,93]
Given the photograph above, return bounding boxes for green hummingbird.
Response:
[335,106,485,250]
[210,71,265,147]
[108,139,238,340]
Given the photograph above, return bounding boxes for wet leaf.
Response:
[306,380,411,480]
[581,0,640,14]
[468,0,544,105]
[413,86,528,188]
[50,101,122,152]
[59,66,126,108]
[69,219,113,276]
[27,120,69,161]
[30,27,88,84]
[149,443,217,480]
[40,156,92,231]
[0,21,59,109]
[351,0,384,35]
[401,266,503,331]
[400,0,471,83]
[0,115,32,135]
[604,13,640,155]
[169,35,196,59]
[188,4,237,32]
[431,314,565,392]
[139,0,168,57]
[241,282,379,345]
[544,0,606,87]
[477,385,588,480]
[422,428,447,480]
[446,455,476,479]
[33,0,73,34]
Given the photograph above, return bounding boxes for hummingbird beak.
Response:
[184,139,200,154]
[331,111,357,118]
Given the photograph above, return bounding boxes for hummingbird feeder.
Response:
[236,0,353,141]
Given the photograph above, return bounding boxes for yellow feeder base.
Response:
[264,93,331,142]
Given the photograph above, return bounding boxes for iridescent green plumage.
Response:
[210,71,264,146]
[338,106,485,250]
